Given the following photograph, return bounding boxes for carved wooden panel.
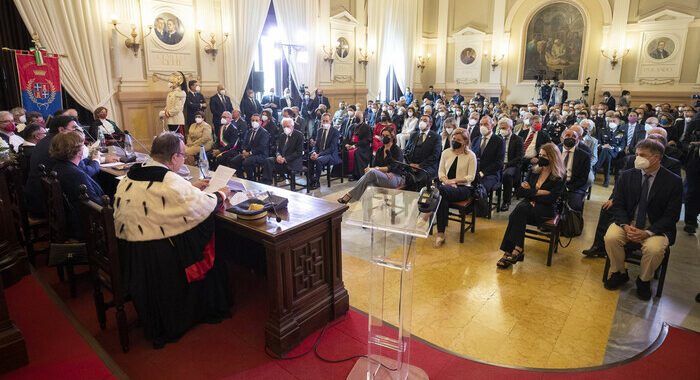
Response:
[291,235,325,299]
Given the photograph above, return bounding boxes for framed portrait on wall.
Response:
[143,0,197,74]
[521,2,585,81]
[453,27,484,84]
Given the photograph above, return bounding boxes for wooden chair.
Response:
[273,166,308,192]
[79,186,130,352]
[602,244,671,298]
[524,214,561,267]
[40,167,87,298]
[3,161,48,264]
[431,198,476,243]
[487,182,502,219]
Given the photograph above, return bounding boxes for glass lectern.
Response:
[345,186,436,380]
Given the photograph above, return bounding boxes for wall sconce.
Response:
[600,46,630,70]
[417,53,431,73]
[322,41,339,64]
[197,30,229,59]
[111,16,152,57]
[484,50,504,71]
[357,47,374,66]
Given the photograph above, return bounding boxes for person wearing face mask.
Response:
[624,111,646,155]
[497,143,565,268]
[431,127,477,248]
[338,127,404,204]
[466,111,482,141]
[403,115,441,190]
[333,101,348,127]
[471,116,505,196]
[397,107,419,149]
[577,120,598,185]
[602,91,616,113]
[343,111,372,180]
[594,115,625,187]
[603,139,682,300]
[618,90,631,108]
[280,88,298,110]
[301,91,314,124]
[240,88,262,123]
[9,107,26,134]
[184,111,213,159]
[339,105,357,140]
[372,111,396,152]
[262,118,303,185]
[88,106,124,146]
[211,111,240,170]
[439,117,457,152]
[422,85,438,102]
[163,73,187,134]
[559,129,591,211]
[261,88,280,118]
[0,110,25,152]
[657,112,679,147]
[498,118,524,211]
[548,81,568,106]
[209,84,234,139]
[308,113,342,190]
[224,114,269,180]
[19,123,47,159]
[519,115,552,175]
[260,109,279,156]
[434,106,449,132]
[514,112,532,135]
[185,80,207,136]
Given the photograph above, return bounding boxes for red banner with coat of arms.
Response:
[15,50,62,118]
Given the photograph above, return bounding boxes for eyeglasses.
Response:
[174,152,186,157]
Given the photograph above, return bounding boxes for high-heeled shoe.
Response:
[337,194,352,204]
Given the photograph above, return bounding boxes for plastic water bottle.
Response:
[124,133,134,156]
[98,128,106,147]
[198,145,210,179]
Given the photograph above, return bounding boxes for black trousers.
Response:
[225,154,266,180]
[352,148,371,180]
[502,166,520,203]
[436,184,471,233]
[499,201,542,252]
[591,205,614,248]
[565,190,585,211]
[595,148,618,183]
[685,172,700,226]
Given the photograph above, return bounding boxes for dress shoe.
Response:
[582,246,606,258]
[602,181,609,188]
[684,224,697,234]
[636,277,652,300]
[499,202,510,212]
[604,271,629,290]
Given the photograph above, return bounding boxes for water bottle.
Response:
[98,128,106,147]
[198,145,210,179]
[124,133,134,156]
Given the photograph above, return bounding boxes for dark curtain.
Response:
[384,66,403,102]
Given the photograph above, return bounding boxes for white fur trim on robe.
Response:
[114,171,218,241]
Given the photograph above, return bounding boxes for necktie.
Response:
[281,135,288,155]
[635,174,652,229]
[249,129,256,145]
[421,132,426,143]
[480,136,487,153]
[564,151,570,166]
[523,131,535,156]
[220,94,224,104]
[321,129,328,150]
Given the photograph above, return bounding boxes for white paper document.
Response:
[100,162,124,168]
[204,166,236,193]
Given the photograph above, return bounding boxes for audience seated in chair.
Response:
[560,128,591,211]
[18,122,47,160]
[89,107,124,146]
[262,118,303,185]
[498,118,524,212]
[403,114,441,190]
[308,113,341,190]
[471,115,505,193]
[338,127,404,204]
[497,143,565,269]
[211,111,241,169]
[224,114,269,180]
[603,139,682,300]
[185,111,213,157]
[432,127,477,248]
[343,111,372,181]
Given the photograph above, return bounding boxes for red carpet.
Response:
[2,275,112,380]
[3,264,699,379]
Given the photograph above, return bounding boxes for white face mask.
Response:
[686,117,692,123]
[283,127,292,135]
[323,123,331,129]
[455,110,461,115]
[609,122,618,130]
[397,110,403,115]
[262,115,268,121]
[468,119,477,126]
[408,111,414,117]
[597,111,604,116]
[195,86,201,92]
[500,129,510,137]
[252,121,260,129]
[562,111,569,117]
[19,115,26,123]
[304,95,310,100]
[480,126,490,136]
[634,156,650,170]
[524,119,531,126]
[439,112,446,117]
[644,123,653,130]
[195,117,203,124]
[445,127,454,134]
[519,110,526,116]
[221,118,228,125]
[418,121,428,131]
[219,90,226,96]
[348,111,355,117]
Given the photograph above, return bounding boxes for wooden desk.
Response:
[100,164,350,356]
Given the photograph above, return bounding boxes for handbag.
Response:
[47,242,88,267]
[473,183,489,218]
[403,167,428,192]
[560,200,584,238]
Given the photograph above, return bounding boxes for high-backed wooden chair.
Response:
[524,198,563,266]
[40,166,87,297]
[79,185,130,352]
[602,244,671,298]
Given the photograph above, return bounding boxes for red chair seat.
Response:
[450,199,473,208]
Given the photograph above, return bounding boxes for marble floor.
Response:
[301,174,700,369]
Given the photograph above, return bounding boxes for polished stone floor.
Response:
[301,174,700,369]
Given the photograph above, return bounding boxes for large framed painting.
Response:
[522,2,585,81]
[143,0,197,74]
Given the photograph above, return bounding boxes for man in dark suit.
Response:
[185,80,207,136]
[471,116,505,192]
[603,139,682,300]
[422,85,437,102]
[498,118,524,211]
[339,105,357,140]
[230,109,249,143]
[594,115,626,187]
[602,91,616,114]
[240,88,262,122]
[548,81,568,106]
[210,84,234,137]
[308,113,341,189]
[539,80,552,105]
[211,111,241,170]
[261,88,280,117]
[310,89,330,112]
[625,111,646,154]
[465,112,481,142]
[560,129,591,210]
[404,117,441,189]
[290,107,305,132]
[224,114,269,180]
[279,88,299,113]
[452,89,465,107]
[518,115,551,173]
[262,118,303,185]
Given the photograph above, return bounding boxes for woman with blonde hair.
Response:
[496,142,565,268]
[433,127,477,248]
[439,117,458,151]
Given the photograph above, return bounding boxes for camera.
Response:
[693,94,699,108]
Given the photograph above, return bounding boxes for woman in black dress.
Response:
[497,143,565,268]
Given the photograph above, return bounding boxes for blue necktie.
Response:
[635,174,651,229]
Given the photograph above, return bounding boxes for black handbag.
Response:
[473,183,489,218]
[560,200,584,238]
[403,167,428,192]
[47,243,88,267]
